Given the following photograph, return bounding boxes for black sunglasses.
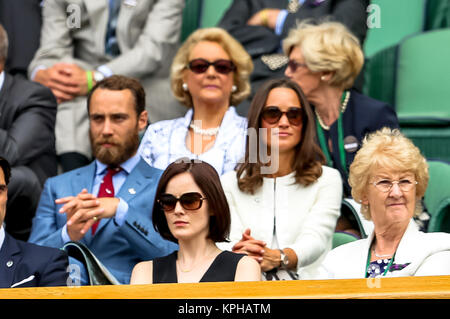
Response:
[188,58,236,75]
[287,60,307,72]
[261,106,304,126]
[158,192,207,212]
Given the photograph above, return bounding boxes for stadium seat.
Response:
[341,199,371,239]
[363,0,426,59]
[363,44,398,107]
[424,160,450,233]
[200,0,232,27]
[363,0,426,108]
[180,0,232,42]
[400,127,450,163]
[332,232,359,249]
[425,0,450,31]
[394,29,450,162]
[395,29,450,125]
[180,0,202,42]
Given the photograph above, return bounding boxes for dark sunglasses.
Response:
[188,58,236,75]
[261,106,304,126]
[287,60,307,72]
[158,192,207,212]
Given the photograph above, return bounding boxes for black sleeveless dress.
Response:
[153,250,245,283]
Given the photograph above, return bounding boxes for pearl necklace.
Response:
[189,122,220,136]
[315,90,351,131]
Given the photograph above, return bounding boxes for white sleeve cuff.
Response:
[97,65,114,77]
[114,198,129,226]
[30,65,47,80]
[61,224,71,243]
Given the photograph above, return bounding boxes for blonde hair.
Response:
[171,27,253,108]
[348,128,429,220]
[283,21,364,89]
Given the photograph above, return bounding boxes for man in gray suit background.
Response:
[29,0,186,171]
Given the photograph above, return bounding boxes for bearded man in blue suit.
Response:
[28,75,177,284]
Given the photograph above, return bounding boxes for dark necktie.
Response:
[92,167,121,235]
[105,0,121,56]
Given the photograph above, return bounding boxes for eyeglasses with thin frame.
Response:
[187,58,236,75]
[287,60,307,72]
[158,192,207,212]
[261,106,304,126]
[371,178,418,193]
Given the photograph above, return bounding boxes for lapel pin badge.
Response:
[6,260,13,268]
[128,188,136,195]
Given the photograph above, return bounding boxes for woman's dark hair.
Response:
[152,158,231,243]
[237,78,325,194]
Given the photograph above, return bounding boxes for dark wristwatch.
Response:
[278,249,289,269]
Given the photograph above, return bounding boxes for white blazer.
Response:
[318,220,450,279]
[219,166,343,279]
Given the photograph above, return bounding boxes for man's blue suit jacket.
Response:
[0,231,69,288]
[28,158,178,284]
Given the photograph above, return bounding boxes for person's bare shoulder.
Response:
[234,255,261,282]
[130,260,153,285]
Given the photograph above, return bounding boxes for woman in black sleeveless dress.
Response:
[130,159,260,284]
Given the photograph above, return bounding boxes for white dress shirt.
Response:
[0,226,5,251]
[0,71,5,91]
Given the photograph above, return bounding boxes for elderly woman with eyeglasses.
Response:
[130,159,260,284]
[219,78,342,280]
[138,28,253,175]
[318,128,450,279]
[283,21,399,198]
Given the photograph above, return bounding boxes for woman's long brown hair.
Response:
[237,78,325,194]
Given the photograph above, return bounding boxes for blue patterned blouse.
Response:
[138,106,247,175]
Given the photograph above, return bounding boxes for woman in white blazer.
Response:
[319,128,450,279]
[220,78,343,280]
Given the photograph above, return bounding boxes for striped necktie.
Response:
[105,0,121,56]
